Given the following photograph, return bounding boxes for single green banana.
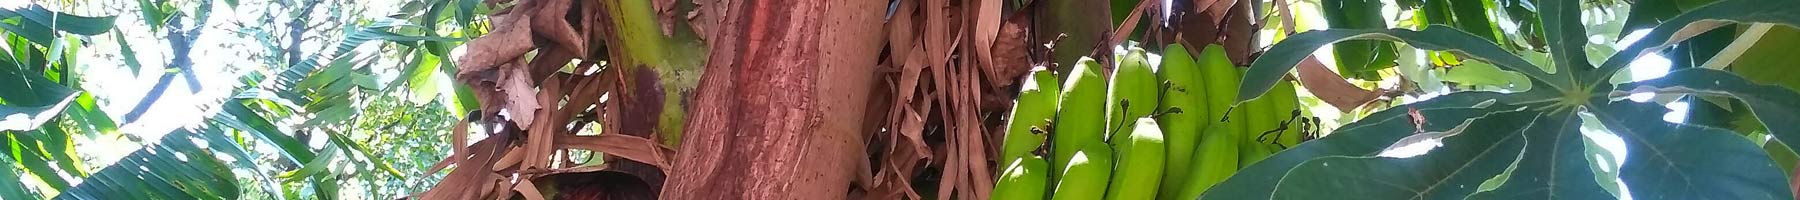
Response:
[1171,121,1239,200]
[1195,44,1239,126]
[1238,76,1277,169]
[1002,66,1061,163]
[1105,48,1160,141]
[1237,135,1276,169]
[1230,67,1252,141]
[993,155,1050,200]
[1053,57,1109,180]
[1269,79,1303,147]
[1155,43,1208,196]
[1242,80,1273,143]
[1104,117,1166,200]
[1051,143,1114,200]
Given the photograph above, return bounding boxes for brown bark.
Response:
[659,0,885,198]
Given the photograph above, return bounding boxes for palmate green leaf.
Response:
[1621,0,1719,35]
[1442,61,1530,89]
[1724,25,1800,134]
[1464,112,1613,199]
[1589,0,1800,88]
[1451,0,1502,44]
[55,129,246,200]
[1270,110,1536,199]
[1203,92,1523,199]
[1615,68,1800,166]
[1237,25,1561,104]
[1536,0,1586,83]
[1589,100,1790,199]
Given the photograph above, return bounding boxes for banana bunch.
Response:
[991,44,1309,200]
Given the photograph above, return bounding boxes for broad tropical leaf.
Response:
[0,65,77,132]
[1464,112,1612,199]
[1536,0,1587,83]
[1615,68,1800,161]
[0,152,34,199]
[1203,92,1522,199]
[1269,110,1535,199]
[55,128,256,199]
[1590,0,1800,87]
[0,5,117,46]
[1589,100,1790,199]
[217,101,316,165]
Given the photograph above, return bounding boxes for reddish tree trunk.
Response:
[659,0,885,198]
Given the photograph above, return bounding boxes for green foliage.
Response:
[0,0,481,198]
[1319,0,1398,80]
[0,5,116,198]
[1214,0,1800,199]
[56,127,257,200]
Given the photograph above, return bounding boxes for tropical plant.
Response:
[0,0,489,198]
[0,5,122,199]
[1209,0,1800,198]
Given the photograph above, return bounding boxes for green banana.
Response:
[993,155,1050,200]
[1104,117,1166,200]
[1237,136,1276,169]
[1002,66,1061,163]
[1105,48,1160,141]
[1269,79,1303,147]
[1195,44,1239,127]
[1053,57,1108,179]
[1242,78,1273,142]
[1051,143,1114,200]
[1230,67,1252,140]
[1238,67,1276,168]
[1171,121,1239,200]
[1154,43,1208,197]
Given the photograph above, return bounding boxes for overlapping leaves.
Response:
[1216,0,1800,198]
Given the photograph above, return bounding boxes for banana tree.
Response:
[1212,0,1800,198]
